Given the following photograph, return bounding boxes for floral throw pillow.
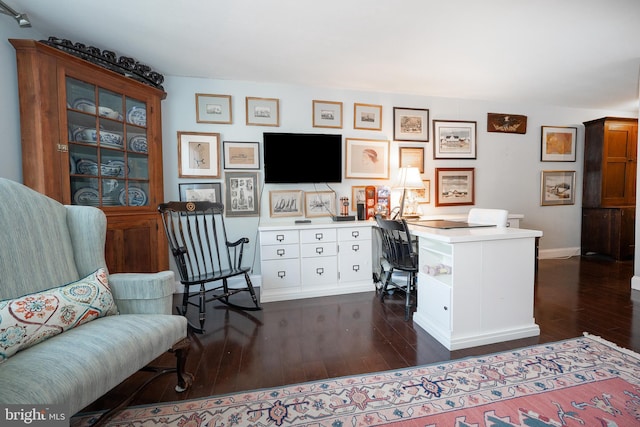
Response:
[0,268,118,362]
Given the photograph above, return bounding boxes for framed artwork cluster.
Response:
[268,190,336,218]
[178,172,261,217]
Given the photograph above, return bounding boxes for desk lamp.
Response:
[393,166,424,219]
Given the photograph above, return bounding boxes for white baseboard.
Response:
[173,274,262,294]
[538,247,581,259]
[631,276,640,291]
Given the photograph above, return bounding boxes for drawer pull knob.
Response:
[443,306,448,311]
[316,247,324,255]
[277,249,285,257]
[277,271,286,279]
[352,244,359,252]
[276,234,285,242]
[315,233,324,241]
[352,231,360,238]
[352,264,360,272]
[316,267,324,276]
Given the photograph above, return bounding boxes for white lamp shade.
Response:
[393,166,424,190]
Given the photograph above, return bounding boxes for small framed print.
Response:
[313,100,343,128]
[246,97,280,127]
[541,126,577,162]
[541,170,576,206]
[177,131,220,178]
[351,186,366,211]
[433,120,477,159]
[354,103,382,131]
[345,138,390,179]
[179,182,222,203]
[223,141,260,169]
[416,180,431,204]
[435,167,475,207]
[305,191,336,218]
[399,146,425,173]
[225,172,260,216]
[195,93,232,124]
[487,113,527,134]
[269,190,304,218]
[394,107,429,142]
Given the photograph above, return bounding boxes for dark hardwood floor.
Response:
[80,255,639,414]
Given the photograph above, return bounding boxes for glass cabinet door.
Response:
[66,77,149,207]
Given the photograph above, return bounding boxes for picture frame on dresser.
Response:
[312,100,343,128]
[177,131,220,178]
[246,97,280,126]
[269,190,304,217]
[435,167,475,207]
[541,170,576,206]
[195,93,232,124]
[179,182,222,203]
[305,191,336,218]
[393,107,429,142]
[541,126,577,162]
[354,103,382,131]
[225,172,260,216]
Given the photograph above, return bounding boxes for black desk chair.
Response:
[158,201,261,333]
[375,215,418,321]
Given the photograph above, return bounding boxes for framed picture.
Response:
[195,93,232,124]
[224,172,259,216]
[541,170,576,206]
[416,180,431,204]
[305,191,336,218]
[246,97,279,127]
[269,190,304,217]
[541,126,577,162]
[351,186,366,211]
[312,100,343,128]
[223,141,260,169]
[179,182,222,203]
[435,167,475,207]
[433,120,477,159]
[393,107,429,142]
[399,146,425,173]
[487,113,527,134]
[345,138,390,179]
[354,103,382,131]
[177,131,220,178]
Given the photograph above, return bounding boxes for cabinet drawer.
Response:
[261,243,300,260]
[338,227,371,242]
[301,257,338,286]
[300,228,336,244]
[261,259,300,289]
[300,242,337,258]
[260,230,299,245]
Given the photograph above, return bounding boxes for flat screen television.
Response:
[263,132,342,183]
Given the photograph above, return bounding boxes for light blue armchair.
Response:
[0,178,191,420]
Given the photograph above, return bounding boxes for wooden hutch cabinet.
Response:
[11,38,168,273]
[581,117,637,260]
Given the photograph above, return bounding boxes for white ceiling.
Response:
[8,0,640,113]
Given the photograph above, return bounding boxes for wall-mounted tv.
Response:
[263,132,342,183]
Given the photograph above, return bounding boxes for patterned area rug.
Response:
[72,333,640,426]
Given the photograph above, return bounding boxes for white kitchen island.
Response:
[409,223,543,350]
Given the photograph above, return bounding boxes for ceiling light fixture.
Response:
[0,0,31,27]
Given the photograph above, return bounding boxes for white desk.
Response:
[409,224,542,350]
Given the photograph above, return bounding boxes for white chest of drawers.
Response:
[259,221,374,302]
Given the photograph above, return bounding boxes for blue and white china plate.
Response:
[127,106,146,126]
[119,186,147,206]
[73,187,99,206]
[128,135,148,153]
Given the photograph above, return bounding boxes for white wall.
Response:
[0,33,636,276]
[162,76,635,274]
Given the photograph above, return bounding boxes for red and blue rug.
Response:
[72,333,640,426]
